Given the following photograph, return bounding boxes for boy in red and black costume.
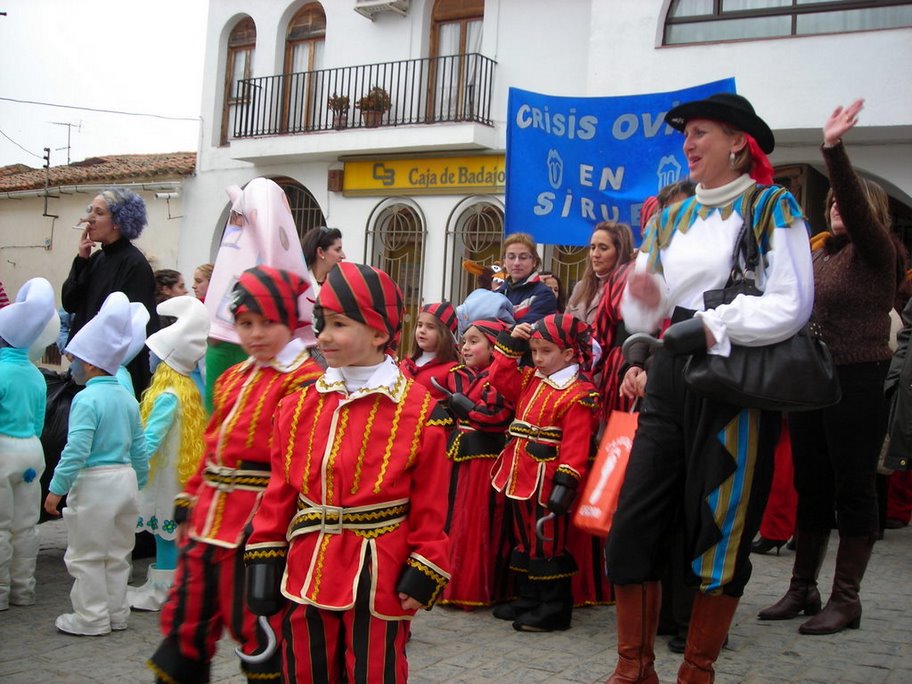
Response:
[489,313,600,632]
[245,262,451,683]
[149,266,322,684]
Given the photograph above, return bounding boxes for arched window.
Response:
[221,17,256,144]
[664,0,912,46]
[282,3,326,133]
[445,199,504,303]
[274,176,326,242]
[544,245,587,303]
[429,0,484,121]
[366,201,427,353]
[212,177,326,252]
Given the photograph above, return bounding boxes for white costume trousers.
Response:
[0,434,45,609]
[62,465,138,630]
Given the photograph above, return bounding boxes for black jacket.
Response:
[884,297,912,471]
[61,238,158,396]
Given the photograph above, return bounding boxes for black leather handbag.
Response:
[683,190,841,412]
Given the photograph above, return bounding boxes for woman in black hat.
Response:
[603,93,815,683]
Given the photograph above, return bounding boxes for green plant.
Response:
[356,86,391,113]
[327,93,350,112]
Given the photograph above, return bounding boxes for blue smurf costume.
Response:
[48,292,149,635]
[0,277,57,610]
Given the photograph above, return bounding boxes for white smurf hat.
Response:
[65,292,132,375]
[123,302,151,365]
[0,277,56,349]
[28,310,61,363]
[146,295,210,375]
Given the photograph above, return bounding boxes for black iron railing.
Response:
[230,53,496,139]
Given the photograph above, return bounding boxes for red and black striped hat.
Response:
[315,262,403,352]
[230,266,310,331]
[421,302,458,336]
[531,313,593,372]
[466,318,509,346]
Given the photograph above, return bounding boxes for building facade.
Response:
[178,0,912,334]
[0,153,196,301]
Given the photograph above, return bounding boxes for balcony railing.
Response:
[230,53,496,139]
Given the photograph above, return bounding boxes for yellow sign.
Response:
[343,155,505,196]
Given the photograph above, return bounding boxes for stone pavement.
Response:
[1,520,910,683]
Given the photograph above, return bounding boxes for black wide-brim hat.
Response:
[665,93,775,154]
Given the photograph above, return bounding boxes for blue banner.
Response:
[505,78,736,246]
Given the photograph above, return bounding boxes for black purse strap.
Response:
[727,186,762,285]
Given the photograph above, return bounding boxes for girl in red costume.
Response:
[439,318,515,609]
[399,301,460,401]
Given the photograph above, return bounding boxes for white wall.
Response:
[0,191,184,306]
[589,1,912,198]
[175,159,476,304]
[180,0,912,306]
[182,0,595,299]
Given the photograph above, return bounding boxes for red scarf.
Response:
[746,134,774,186]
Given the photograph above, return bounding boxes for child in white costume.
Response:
[129,296,208,611]
[0,278,57,610]
[44,292,148,636]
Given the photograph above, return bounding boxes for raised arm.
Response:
[822,99,895,267]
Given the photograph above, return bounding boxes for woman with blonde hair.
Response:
[604,93,814,683]
[191,263,214,302]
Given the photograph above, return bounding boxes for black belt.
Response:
[507,420,562,444]
[671,306,697,324]
[203,462,271,492]
[289,498,410,538]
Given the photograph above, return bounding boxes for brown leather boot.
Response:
[677,592,739,684]
[606,582,660,684]
[758,529,830,620]
[799,535,874,635]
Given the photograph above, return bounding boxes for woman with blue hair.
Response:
[62,188,158,396]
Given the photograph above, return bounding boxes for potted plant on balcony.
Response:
[356,86,391,128]
[328,93,350,130]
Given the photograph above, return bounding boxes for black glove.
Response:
[447,393,476,421]
[547,480,578,516]
[662,318,708,356]
[246,563,284,616]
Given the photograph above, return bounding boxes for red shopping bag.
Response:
[573,410,638,537]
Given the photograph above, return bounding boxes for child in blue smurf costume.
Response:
[0,277,57,611]
[129,295,209,612]
[44,291,149,636]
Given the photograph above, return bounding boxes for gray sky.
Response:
[0,0,208,168]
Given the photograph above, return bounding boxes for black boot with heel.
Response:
[751,537,787,555]
[758,529,830,620]
[799,535,874,635]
